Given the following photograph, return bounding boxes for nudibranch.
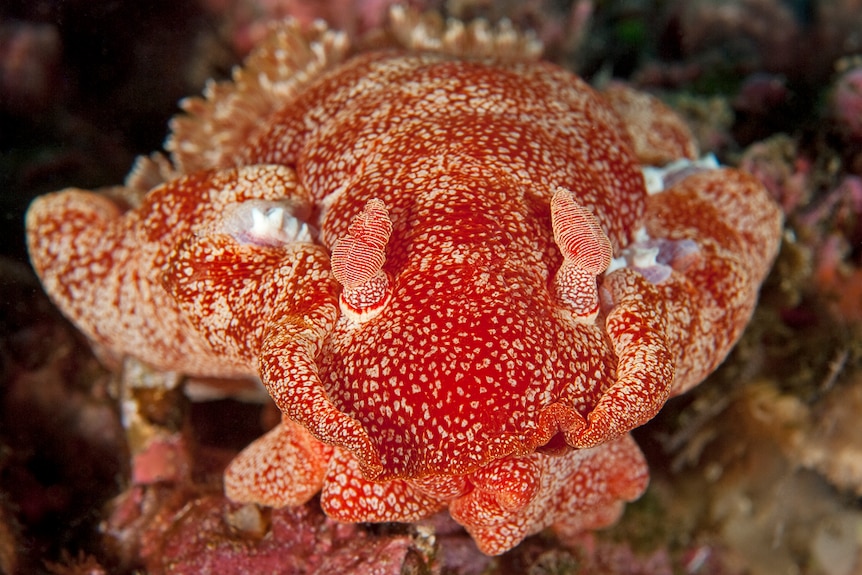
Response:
[25,7,782,555]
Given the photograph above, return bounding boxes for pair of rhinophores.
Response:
[26,6,781,555]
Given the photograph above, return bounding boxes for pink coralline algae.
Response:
[25,7,782,555]
[0,21,61,114]
[104,491,423,575]
[832,65,862,141]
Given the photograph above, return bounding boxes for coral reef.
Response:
[1,1,861,574]
[24,1,784,559]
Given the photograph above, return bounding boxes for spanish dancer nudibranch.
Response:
[25,7,782,555]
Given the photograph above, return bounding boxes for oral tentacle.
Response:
[224,416,333,507]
